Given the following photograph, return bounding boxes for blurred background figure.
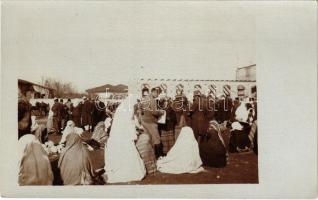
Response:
[51,98,61,134]
[72,98,82,128]
[92,96,107,131]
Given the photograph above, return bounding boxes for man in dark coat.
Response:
[92,96,106,130]
[65,99,73,122]
[71,99,82,127]
[59,99,68,130]
[81,97,93,131]
[51,98,61,134]
[230,97,241,122]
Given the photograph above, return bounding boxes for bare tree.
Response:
[40,76,81,98]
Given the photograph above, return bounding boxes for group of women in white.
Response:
[104,95,204,183]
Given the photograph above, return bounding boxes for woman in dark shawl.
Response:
[58,132,95,185]
[190,91,209,140]
[199,120,227,168]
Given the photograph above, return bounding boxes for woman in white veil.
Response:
[157,126,204,174]
[104,95,146,183]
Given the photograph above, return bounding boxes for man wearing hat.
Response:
[81,96,93,131]
[140,87,164,158]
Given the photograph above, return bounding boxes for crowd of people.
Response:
[47,96,119,135]
[17,82,258,185]
[136,83,257,158]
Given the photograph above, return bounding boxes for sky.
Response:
[3,1,255,92]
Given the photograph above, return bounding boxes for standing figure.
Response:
[171,84,190,140]
[205,84,217,121]
[92,96,106,130]
[81,97,93,131]
[51,98,61,134]
[217,85,233,125]
[140,87,164,158]
[230,97,241,122]
[136,132,157,175]
[59,99,67,130]
[190,85,208,140]
[65,99,73,122]
[158,96,177,155]
[72,99,82,127]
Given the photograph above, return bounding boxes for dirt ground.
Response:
[47,126,258,185]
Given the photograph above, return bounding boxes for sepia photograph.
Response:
[14,2,257,186]
[1,0,317,198]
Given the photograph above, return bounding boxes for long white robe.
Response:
[157,126,204,174]
[104,95,146,183]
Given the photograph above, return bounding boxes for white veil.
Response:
[157,126,203,174]
[107,94,138,142]
[104,94,146,183]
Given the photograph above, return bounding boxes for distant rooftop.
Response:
[18,79,55,91]
[86,84,128,94]
[236,64,256,70]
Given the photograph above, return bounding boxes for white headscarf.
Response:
[157,126,203,174]
[59,120,83,144]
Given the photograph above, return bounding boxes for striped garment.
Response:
[160,130,175,154]
[249,120,257,144]
[223,85,231,96]
[136,133,157,174]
